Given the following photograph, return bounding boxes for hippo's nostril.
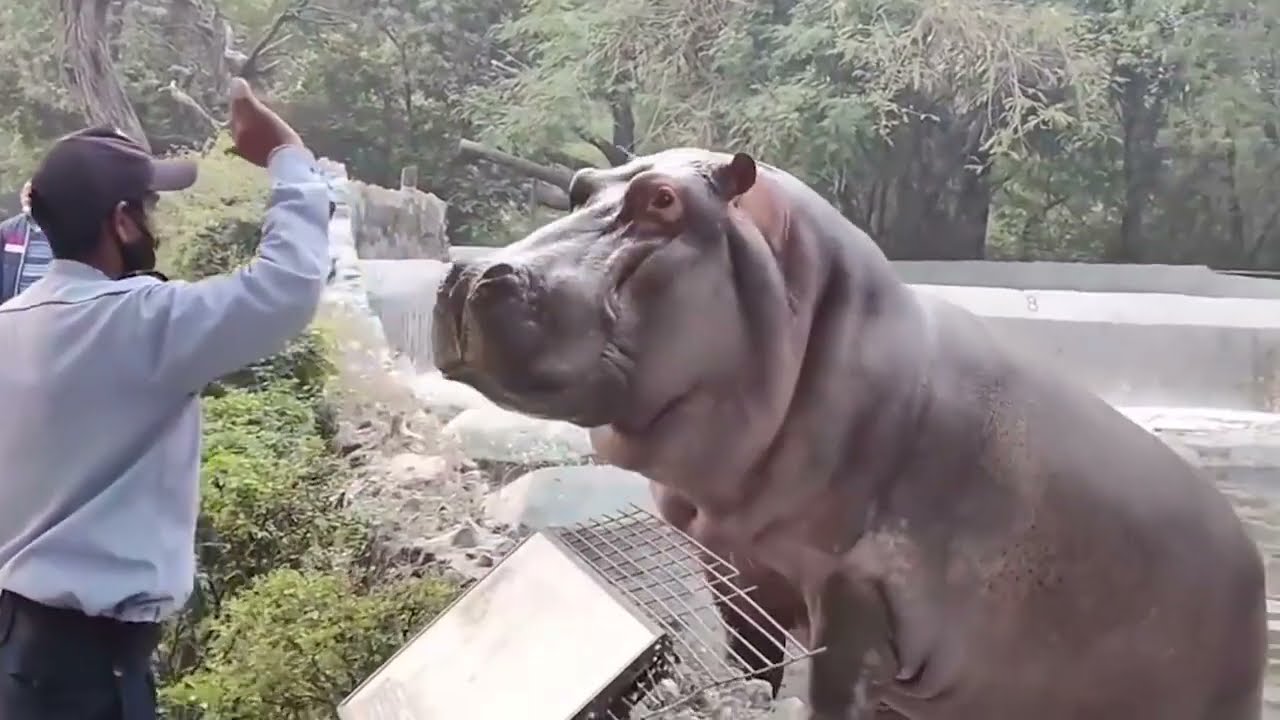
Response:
[479,262,518,284]
[470,262,527,303]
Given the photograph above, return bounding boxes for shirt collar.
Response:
[47,259,112,282]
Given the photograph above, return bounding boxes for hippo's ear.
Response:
[712,152,757,200]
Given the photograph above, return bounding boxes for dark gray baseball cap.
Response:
[30,126,198,221]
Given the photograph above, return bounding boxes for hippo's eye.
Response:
[651,188,676,210]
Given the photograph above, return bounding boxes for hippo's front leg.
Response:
[805,572,895,720]
[706,556,804,696]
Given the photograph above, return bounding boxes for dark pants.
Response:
[0,591,159,720]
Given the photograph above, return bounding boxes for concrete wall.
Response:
[919,284,1280,411]
[894,260,1280,298]
[350,182,449,261]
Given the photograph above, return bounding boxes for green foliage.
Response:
[154,135,268,275]
[163,568,458,719]
[281,0,530,246]
[6,0,1280,263]
[196,388,366,604]
[0,2,81,194]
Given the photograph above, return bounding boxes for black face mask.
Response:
[117,203,159,277]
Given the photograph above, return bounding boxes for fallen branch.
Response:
[457,138,574,190]
[531,180,570,211]
[162,80,222,130]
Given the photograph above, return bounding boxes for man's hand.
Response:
[227,77,303,167]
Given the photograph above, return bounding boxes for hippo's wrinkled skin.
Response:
[432,149,1266,719]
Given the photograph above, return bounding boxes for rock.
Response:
[447,523,479,549]
[767,697,808,719]
[386,452,450,482]
[398,521,509,581]
[638,680,794,719]
[443,407,593,468]
[483,465,656,530]
[738,681,775,710]
[411,371,494,422]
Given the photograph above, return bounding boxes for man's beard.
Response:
[118,205,159,275]
[120,238,158,275]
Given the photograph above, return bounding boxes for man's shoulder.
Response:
[0,212,30,242]
[0,270,162,313]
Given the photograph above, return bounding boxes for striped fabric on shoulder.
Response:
[17,222,53,295]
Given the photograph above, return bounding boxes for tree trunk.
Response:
[60,0,149,149]
[611,94,636,155]
[866,118,992,260]
[1114,69,1153,263]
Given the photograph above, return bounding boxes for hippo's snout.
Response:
[431,259,542,383]
[431,248,627,427]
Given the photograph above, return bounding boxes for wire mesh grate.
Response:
[549,505,820,719]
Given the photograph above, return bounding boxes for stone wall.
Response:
[348,180,449,261]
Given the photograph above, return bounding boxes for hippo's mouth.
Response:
[432,265,631,427]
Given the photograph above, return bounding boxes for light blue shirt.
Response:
[0,146,330,622]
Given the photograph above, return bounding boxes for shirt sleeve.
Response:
[131,145,332,395]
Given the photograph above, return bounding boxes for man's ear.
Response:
[111,201,136,240]
[712,152,757,201]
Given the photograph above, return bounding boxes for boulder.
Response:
[443,407,593,468]
[410,371,494,422]
[483,465,656,530]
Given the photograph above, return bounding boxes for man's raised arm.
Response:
[131,144,330,395]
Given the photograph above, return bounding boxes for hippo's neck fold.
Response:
[736,221,936,553]
[604,179,936,557]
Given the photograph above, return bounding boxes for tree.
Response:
[5,0,1279,262]
[59,0,149,146]
[469,0,1110,259]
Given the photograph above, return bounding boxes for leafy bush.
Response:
[212,324,336,399]
[169,218,261,282]
[152,134,267,274]
[162,568,458,719]
[196,387,366,605]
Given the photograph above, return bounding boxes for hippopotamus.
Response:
[431,148,1267,719]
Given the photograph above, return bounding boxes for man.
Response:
[0,79,330,719]
[0,182,55,303]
